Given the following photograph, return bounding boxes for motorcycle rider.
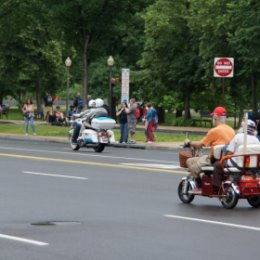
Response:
[185,106,235,191]
[72,98,108,142]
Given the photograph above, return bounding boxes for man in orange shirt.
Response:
[185,106,235,190]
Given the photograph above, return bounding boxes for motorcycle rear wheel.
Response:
[247,196,260,208]
[220,186,238,209]
[178,180,195,203]
[93,144,105,153]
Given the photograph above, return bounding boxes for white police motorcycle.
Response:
[69,115,116,153]
[69,98,116,153]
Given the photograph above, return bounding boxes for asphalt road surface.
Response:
[0,139,259,260]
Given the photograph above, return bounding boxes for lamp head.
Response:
[107,56,114,66]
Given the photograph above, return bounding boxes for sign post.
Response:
[121,68,130,103]
[213,57,234,105]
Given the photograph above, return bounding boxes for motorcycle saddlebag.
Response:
[91,117,116,130]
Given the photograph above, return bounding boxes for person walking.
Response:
[116,102,129,143]
[22,98,36,136]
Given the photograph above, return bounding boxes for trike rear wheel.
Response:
[247,196,260,208]
[220,186,238,209]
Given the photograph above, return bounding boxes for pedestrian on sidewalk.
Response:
[142,103,148,141]
[116,101,129,143]
[22,98,36,136]
[127,98,137,143]
[145,102,156,143]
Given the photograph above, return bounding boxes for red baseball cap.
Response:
[210,106,226,116]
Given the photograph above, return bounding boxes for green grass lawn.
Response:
[0,108,204,142]
[0,122,203,142]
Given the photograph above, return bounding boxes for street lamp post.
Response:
[107,55,114,117]
[65,57,72,114]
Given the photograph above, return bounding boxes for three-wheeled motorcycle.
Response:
[178,143,260,209]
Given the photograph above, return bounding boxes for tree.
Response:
[0,0,64,110]
[227,0,260,114]
[47,0,153,107]
[189,0,260,117]
[140,0,202,118]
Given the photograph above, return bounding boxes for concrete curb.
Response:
[0,120,202,151]
[0,134,181,151]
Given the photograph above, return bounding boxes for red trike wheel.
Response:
[220,186,238,209]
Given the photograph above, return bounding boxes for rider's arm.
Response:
[184,138,204,149]
[190,140,204,149]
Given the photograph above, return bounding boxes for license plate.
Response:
[100,137,108,143]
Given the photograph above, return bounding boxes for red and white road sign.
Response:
[214,57,234,77]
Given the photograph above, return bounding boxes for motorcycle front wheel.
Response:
[69,134,80,151]
[220,186,238,209]
[178,180,195,204]
[93,144,105,153]
[247,196,260,208]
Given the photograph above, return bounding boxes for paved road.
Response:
[0,139,259,260]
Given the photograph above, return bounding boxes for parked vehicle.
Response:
[68,115,116,153]
[178,144,260,209]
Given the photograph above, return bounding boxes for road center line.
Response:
[23,171,88,180]
[0,233,49,246]
[0,145,178,164]
[164,214,260,232]
[0,153,187,174]
[121,163,181,169]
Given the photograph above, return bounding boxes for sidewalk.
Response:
[0,119,209,150]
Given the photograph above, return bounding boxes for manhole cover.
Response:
[31,221,81,226]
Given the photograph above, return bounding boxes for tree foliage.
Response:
[0,0,64,109]
[0,0,259,120]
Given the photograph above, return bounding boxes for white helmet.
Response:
[247,119,256,135]
[95,98,104,108]
[88,99,96,108]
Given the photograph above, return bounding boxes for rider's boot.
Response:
[189,176,202,194]
[72,125,81,143]
[77,132,84,141]
[195,177,202,189]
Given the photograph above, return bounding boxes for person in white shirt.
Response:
[226,119,260,166]
[213,119,260,187]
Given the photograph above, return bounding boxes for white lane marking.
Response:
[0,233,49,246]
[23,171,88,180]
[121,163,181,169]
[164,214,260,232]
[0,146,178,164]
